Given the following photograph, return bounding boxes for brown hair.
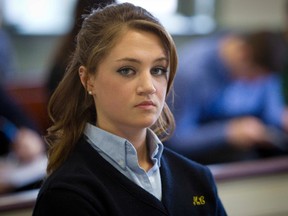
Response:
[245,31,287,72]
[47,0,115,94]
[46,3,178,175]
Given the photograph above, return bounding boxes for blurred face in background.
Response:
[220,35,265,80]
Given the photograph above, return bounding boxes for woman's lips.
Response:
[135,101,156,109]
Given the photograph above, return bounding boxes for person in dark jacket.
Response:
[32,3,227,215]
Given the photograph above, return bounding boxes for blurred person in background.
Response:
[46,0,115,96]
[165,31,288,165]
[0,85,47,194]
[0,6,46,194]
[0,8,14,84]
[279,0,288,105]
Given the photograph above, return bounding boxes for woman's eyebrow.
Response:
[116,58,141,63]
[116,57,168,63]
[154,57,169,63]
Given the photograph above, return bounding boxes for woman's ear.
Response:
[79,66,88,87]
[79,66,96,96]
[79,66,94,93]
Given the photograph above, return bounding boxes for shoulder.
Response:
[37,138,102,199]
[163,147,204,166]
[160,147,226,215]
[37,158,93,200]
[34,139,107,214]
[162,147,213,179]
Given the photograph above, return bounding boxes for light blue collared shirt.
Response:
[84,123,164,200]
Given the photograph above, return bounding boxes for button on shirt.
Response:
[84,123,164,200]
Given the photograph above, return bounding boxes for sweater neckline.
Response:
[77,137,170,215]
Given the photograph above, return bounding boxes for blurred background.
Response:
[0,0,288,216]
[0,0,286,84]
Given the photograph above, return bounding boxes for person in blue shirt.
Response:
[0,15,46,194]
[165,31,288,164]
[32,3,226,215]
[0,29,14,83]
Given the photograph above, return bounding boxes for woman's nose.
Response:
[136,72,156,95]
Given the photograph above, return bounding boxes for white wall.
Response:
[217,173,288,216]
[217,0,287,31]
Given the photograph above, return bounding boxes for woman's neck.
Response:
[97,123,153,171]
[121,128,153,172]
[135,139,153,171]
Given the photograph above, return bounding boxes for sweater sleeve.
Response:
[204,166,227,216]
[32,189,103,216]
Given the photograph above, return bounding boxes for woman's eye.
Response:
[117,67,135,76]
[151,67,168,76]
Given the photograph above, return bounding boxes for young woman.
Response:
[32,3,227,216]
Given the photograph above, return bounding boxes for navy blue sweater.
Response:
[33,138,227,215]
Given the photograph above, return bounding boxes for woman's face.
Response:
[84,29,169,136]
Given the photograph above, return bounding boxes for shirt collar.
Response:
[84,123,163,169]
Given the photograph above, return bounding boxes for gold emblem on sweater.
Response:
[193,196,205,206]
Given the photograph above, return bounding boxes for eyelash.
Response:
[117,67,135,76]
[151,67,168,76]
[117,66,168,77]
